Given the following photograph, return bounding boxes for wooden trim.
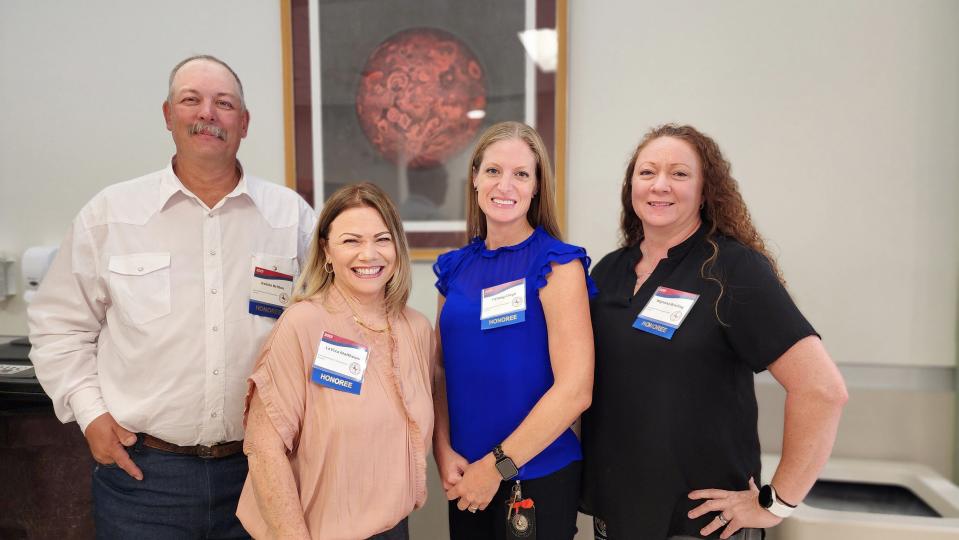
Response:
[411,248,451,262]
[280,0,296,190]
[555,0,568,237]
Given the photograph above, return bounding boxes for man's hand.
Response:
[84,412,143,480]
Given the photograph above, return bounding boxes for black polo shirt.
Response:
[580,223,816,539]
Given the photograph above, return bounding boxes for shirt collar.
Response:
[626,221,710,266]
[665,221,709,260]
[471,227,543,258]
[159,156,254,211]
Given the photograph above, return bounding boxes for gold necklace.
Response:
[335,285,391,334]
[352,315,391,334]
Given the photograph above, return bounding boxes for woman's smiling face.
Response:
[631,136,704,236]
[473,138,538,230]
[324,206,396,303]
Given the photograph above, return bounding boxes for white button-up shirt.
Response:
[28,163,316,446]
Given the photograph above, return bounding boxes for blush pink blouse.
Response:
[236,292,434,539]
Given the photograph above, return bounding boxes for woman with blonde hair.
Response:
[580,125,847,539]
[433,121,596,539]
[237,183,434,539]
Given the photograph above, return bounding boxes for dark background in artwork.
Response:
[318,0,527,221]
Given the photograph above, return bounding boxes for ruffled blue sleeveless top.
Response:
[434,227,598,479]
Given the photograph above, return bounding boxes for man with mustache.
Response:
[28,55,315,538]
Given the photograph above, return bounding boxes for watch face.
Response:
[759,484,774,508]
[496,457,519,480]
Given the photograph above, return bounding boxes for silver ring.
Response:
[468,506,478,513]
[717,514,729,526]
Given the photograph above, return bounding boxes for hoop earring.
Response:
[324,261,334,274]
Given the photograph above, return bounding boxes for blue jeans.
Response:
[92,435,249,539]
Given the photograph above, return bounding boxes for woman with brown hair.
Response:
[432,121,596,539]
[580,125,848,540]
[236,183,433,539]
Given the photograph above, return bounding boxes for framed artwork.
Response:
[281,0,568,260]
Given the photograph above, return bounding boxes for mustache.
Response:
[189,122,226,141]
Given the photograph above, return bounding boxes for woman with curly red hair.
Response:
[580,124,848,540]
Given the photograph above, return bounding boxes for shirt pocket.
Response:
[108,253,172,325]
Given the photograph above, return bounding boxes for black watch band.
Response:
[493,444,518,480]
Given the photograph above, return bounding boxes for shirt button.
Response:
[209,249,216,256]
[208,213,214,218]
[211,411,218,418]
[212,325,219,332]
[211,288,218,294]
[213,369,220,375]
[137,266,143,272]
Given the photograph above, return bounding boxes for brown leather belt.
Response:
[141,434,244,459]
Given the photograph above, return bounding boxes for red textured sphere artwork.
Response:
[355,28,487,169]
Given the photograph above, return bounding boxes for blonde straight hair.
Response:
[465,121,562,240]
[293,182,412,315]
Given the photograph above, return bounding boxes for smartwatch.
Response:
[759,483,797,518]
[492,444,518,480]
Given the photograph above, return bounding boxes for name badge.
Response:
[481,278,527,330]
[311,332,369,395]
[633,286,700,339]
[249,266,294,319]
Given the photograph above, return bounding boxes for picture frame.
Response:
[281,0,567,260]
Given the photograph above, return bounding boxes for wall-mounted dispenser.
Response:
[21,246,59,304]
[0,256,15,298]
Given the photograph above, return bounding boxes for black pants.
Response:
[448,460,580,540]
[593,517,763,540]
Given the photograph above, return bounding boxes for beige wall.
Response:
[565,0,959,370]
[2,0,958,537]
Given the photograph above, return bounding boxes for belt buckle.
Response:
[196,444,216,459]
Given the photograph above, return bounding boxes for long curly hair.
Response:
[620,124,783,284]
